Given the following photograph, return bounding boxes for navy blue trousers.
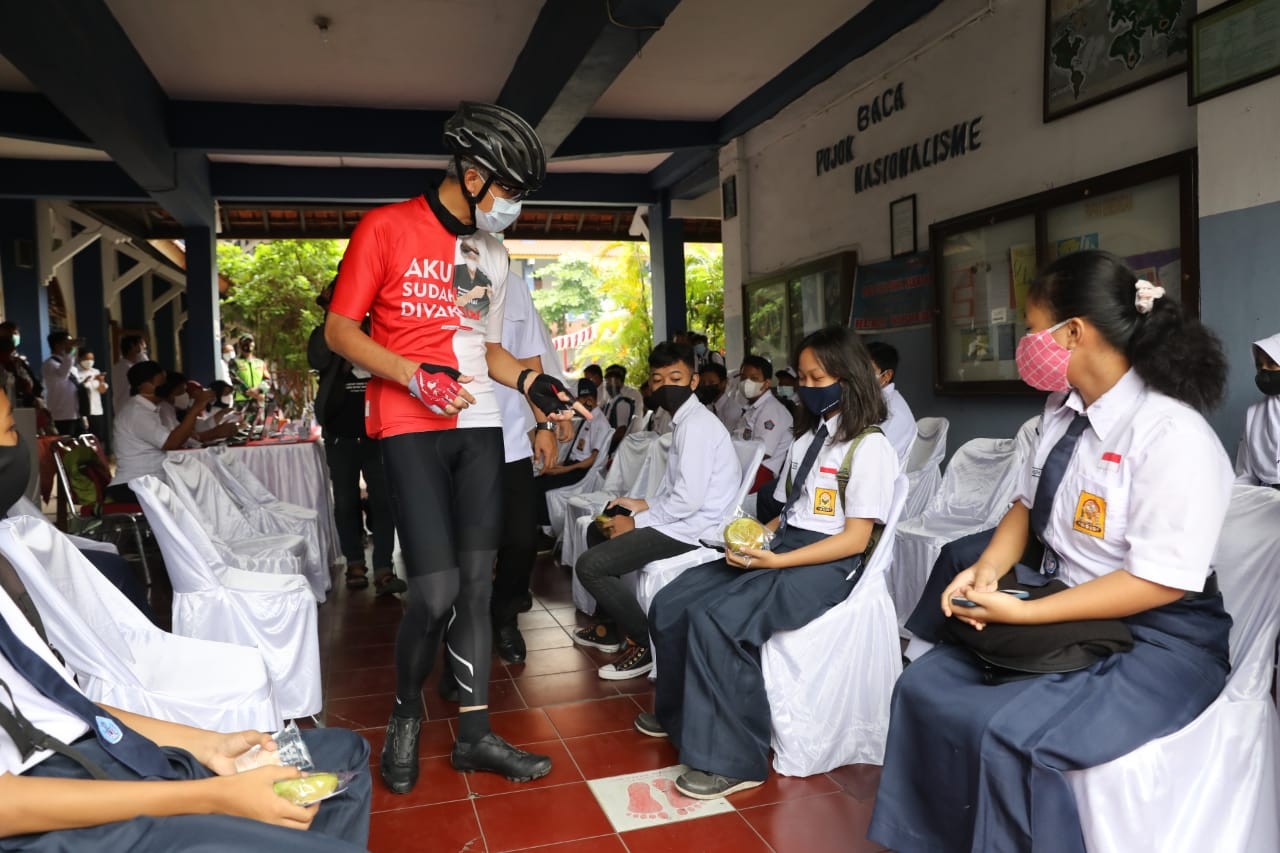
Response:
[868,530,1231,853]
[3,729,371,852]
[650,527,861,782]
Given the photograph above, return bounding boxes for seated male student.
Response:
[733,355,793,493]
[601,364,640,450]
[695,363,743,433]
[0,389,371,851]
[573,342,740,680]
[866,341,915,464]
[106,362,219,503]
[533,379,612,527]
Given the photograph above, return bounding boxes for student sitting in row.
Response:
[1236,333,1280,488]
[866,341,916,464]
[869,251,1233,852]
[573,342,740,680]
[533,379,612,527]
[733,355,793,493]
[634,327,896,799]
[696,362,743,433]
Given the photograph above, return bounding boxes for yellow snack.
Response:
[274,772,340,806]
[724,517,767,553]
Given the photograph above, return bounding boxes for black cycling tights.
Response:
[381,428,504,713]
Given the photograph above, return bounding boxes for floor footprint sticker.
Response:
[626,781,669,821]
[651,777,704,816]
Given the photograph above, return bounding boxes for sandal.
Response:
[345,565,370,590]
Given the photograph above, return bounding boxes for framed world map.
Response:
[1044,0,1194,122]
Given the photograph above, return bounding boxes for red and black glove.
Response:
[408,363,464,415]
[522,373,572,416]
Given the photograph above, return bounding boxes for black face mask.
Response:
[694,385,721,405]
[0,435,31,515]
[1257,370,1280,397]
[652,384,694,415]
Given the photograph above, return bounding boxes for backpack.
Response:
[307,325,345,428]
[785,425,886,559]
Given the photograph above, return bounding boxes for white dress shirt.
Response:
[634,394,740,545]
[1236,333,1280,486]
[707,389,744,433]
[0,592,90,775]
[110,396,174,486]
[734,391,793,476]
[772,416,898,536]
[41,354,79,421]
[604,388,641,431]
[73,364,106,416]
[111,356,140,415]
[1015,369,1232,592]
[495,271,544,464]
[568,406,612,464]
[880,383,916,464]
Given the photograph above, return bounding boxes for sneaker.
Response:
[598,643,653,680]
[573,623,625,653]
[633,712,668,739]
[451,733,553,782]
[675,769,764,800]
[379,713,423,794]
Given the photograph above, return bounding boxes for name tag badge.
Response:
[814,487,837,516]
[1073,491,1106,538]
[95,715,124,744]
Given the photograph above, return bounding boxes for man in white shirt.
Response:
[110,334,146,417]
[733,355,793,492]
[866,342,916,464]
[72,347,109,445]
[41,331,84,436]
[573,342,740,680]
[601,364,642,447]
[695,362,743,432]
[106,362,215,502]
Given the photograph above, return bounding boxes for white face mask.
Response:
[220,395,233,407]
[775,385,796,401]
[222,349,234,361]
[740,378,765,400]
[173,393,191,409]
[474,189,522,233]
[79,360,94,370]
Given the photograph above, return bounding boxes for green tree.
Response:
[530,258,604,336]
[684,244,725,353]
[579,243,654,384]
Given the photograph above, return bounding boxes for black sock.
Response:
[392,695,423,720]
[457,708,490,744]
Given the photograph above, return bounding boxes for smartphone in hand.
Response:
[950,596,979,609]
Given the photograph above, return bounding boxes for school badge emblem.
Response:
[814,488,837,516]
[1073,492,1106,538]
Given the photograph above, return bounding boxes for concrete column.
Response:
[719,139,750,368]
[182,224,220,384]
[0,200,50,364]
[648,195,685,344]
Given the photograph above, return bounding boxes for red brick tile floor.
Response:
[316,556,890,853]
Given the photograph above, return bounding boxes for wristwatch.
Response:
[535,421,557,432]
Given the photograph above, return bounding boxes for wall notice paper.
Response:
[851,252,933,333]
[586,765,737,832]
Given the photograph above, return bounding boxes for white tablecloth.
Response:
[175,440,340,565]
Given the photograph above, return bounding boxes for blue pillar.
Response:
[72,240,108,364]
[648,195,686,343]
[183,225,219,384]
[155,300,176,374]
[119,257,145,335]
[0,200,50,364]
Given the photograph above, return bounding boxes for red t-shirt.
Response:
[329,196,509,438]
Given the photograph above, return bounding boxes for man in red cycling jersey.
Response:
[326,102,584,793]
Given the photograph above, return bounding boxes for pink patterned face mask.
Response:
[1015,320,1072,391]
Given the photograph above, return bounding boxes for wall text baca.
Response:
[814,83,906,176]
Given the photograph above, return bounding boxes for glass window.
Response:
[746,281,788,368]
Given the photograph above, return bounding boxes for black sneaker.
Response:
[379,714,423,794]
[573,622,625,653]
[451,733,553,782]
[495,621,527,664]
[633,711,668,739]
[675,769,764,800]
[598,644,653,680]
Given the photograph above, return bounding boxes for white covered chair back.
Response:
[763,473,909,775]
[729,439,766,514]
[901,417,948,521]
[1068,485,1280,852]
[131,475,322,719]
[0,516,281,731]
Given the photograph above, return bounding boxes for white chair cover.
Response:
[131,475,322,719]
[164,456,327,601]
[0,516,282,732]
[1066,485,1280,852]
[763,473,910,775]
[544,434,616,536]
[901,417,949,521]
[889,421,1037,630]
[7,496,118,554]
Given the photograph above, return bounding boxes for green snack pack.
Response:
[273,772,340,806]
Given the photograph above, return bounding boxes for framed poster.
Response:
[1189,0,1280,104]
[721,175,738,220]
[1044,0,1194,122]
[890,194,917,259]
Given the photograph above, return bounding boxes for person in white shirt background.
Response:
[601,364,641,450]
[1236,333,1280,488]
[773,367,799,414]
[695,362,743,433]
[734,354,794,494]
[532,379,612,526]
[110,334,147,417]
[690,331,725,373]
[866,341,916,465]
[72,347,109,446]
[41,330,84,437]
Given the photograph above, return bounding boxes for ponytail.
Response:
[1029,250,1226,413]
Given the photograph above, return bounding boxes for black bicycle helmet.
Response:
[443,102,546,194]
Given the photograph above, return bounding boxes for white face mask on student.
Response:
[740,378,765,400]
[79,360,94,370]
[173,393,192,409]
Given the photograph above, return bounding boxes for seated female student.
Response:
[634,326,897,800]
[868,250,1234,853]
[1236,333,1280,487]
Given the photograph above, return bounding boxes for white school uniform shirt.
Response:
[706,389,744,433]
[41,354,79,421]
[111,355,140,414]
[604,388,641,431]
[634,394,740,545]
[1236,333,1280,486]
[0,593,91,775]
[110,396,173,486]
[1016,369,1232,592]
[495,271,545,464]
[880,383,916,464]
[772,416,897,536]
[735,391,793,476]
[73,365,105,416]
[568,406,612,464]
